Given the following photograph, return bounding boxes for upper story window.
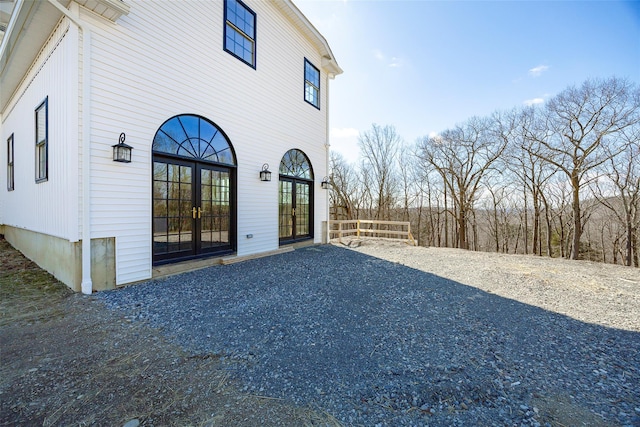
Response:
[224,0,256,68]
[35,97,48,183]
[304,59,320,109]
[7,133,14,191]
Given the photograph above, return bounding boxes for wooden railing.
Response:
[330,220,417,246]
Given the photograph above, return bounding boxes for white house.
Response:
[0,0,342,293]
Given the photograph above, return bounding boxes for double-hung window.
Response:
[224,0,256,67]
[7,134,14,191]
[304,59,320,109]
[35,97,48,182]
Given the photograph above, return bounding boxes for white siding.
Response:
[0,20,80,242]
[82,0,332,284]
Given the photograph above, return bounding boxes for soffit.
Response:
[0,0,129,114]
[0,0,60,114]
[0,0,17,46]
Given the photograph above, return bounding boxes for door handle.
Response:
[192,207,197,219]
[198,207,202,219]
[292,208,296,216]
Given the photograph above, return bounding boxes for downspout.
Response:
[325,72,333,244]
[47,0,93,294]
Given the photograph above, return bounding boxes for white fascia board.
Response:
[73,0,130,22]
[277,0,343,76]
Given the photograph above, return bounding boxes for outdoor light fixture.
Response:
[112,133,133,163]
[321,176,331,189]
[260,163,272,181]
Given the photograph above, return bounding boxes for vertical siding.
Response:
[83,0,333,284]
[0,20,80,242]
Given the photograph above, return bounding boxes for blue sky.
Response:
[295,0,640,163]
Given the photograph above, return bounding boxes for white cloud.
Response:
[523,97,545,106]
[373,49,403,68]
[528,65,549,77]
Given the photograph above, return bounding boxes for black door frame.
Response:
[195,162,235,256]
[279,175,313,244]
[152,153,236,265]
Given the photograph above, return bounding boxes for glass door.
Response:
[279,180,293,239]
[279,178,311,242]
[153,159,233,263]
[153,159,195,262]
[295,181,311,238]
[199,166,232,253]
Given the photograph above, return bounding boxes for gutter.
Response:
[0,0,24,71]
[47,0,93,294]
[325,72,332,244]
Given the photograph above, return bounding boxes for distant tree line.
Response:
[330,76,640,266]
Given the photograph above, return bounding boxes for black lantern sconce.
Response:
[259,163,272,181]
[112,133,133,163]
[321,176,331,189]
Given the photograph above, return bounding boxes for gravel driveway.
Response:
[99,242,640,426]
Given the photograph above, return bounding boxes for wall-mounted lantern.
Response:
[259,163,272,181]
[321,176,331,189]
[112,133,133,163]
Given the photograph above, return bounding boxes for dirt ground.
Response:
[2,236,639,426]
[0,237,339,427]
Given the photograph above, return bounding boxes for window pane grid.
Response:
[153,115,236,166]
[296,183,310,236]
[35,98,48,182]
[201,169,231,248]
[304,59,320,108]
[153,161,193,255]
[279,149,313,179]
[7,134,14,191]
[225,0,256,67]
[279,181,293,238]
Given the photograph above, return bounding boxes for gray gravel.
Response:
[98,243,640,426]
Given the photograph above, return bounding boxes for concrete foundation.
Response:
[2,226,116,292]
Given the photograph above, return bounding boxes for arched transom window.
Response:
[153,114,236,165]
[279,149,313,179]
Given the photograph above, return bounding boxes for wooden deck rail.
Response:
[330,220,417,246]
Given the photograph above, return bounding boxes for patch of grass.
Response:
[0,237,73,326]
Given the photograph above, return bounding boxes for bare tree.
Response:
[329,151,361,220]
[524,77,640,259]
[505,107,559,255]
[417,116,507,250]
[482,183,514,253]
[398,148,418,222]
[358,124,402,220]
[592,123,640,266]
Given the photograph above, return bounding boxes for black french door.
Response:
[279,177,312,243]
[153,157,233,263]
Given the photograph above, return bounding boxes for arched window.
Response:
[279,149,313,179]
[153,114,236,165]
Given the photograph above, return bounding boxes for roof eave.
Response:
[74,0,130,22]
[0,0,62,114]
[276,0,343,77]
[0,0,130,114]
